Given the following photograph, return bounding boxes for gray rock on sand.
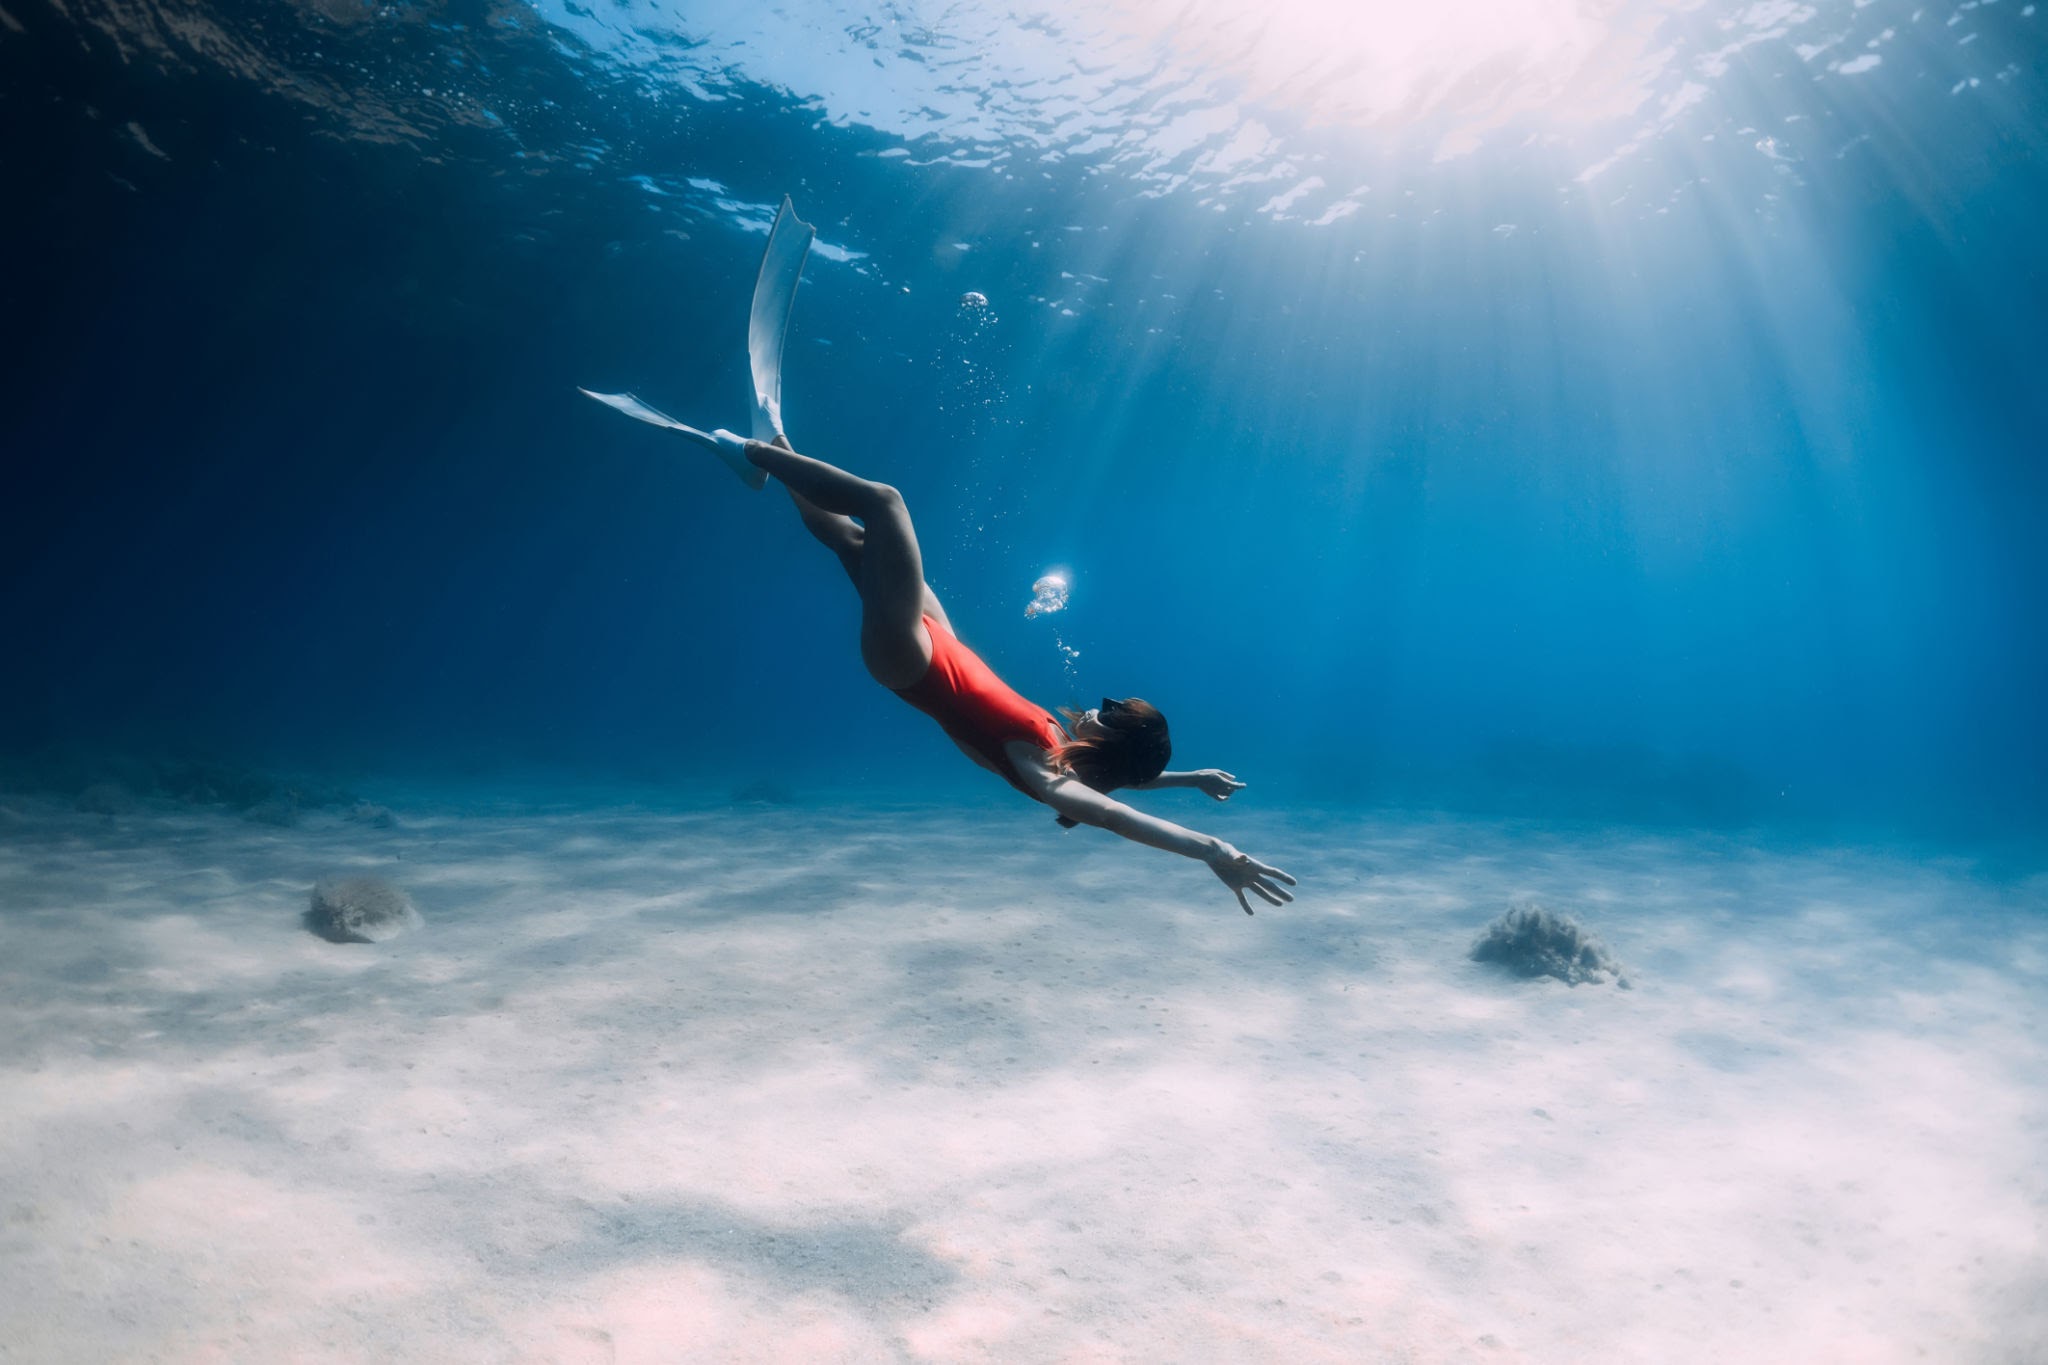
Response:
[1471,904,1630,988]
[308,876,423,944]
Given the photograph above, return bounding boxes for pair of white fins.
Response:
[578,195,816,490]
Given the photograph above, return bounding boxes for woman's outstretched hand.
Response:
[1207,843,1297,915]
[1192,769,1246,801]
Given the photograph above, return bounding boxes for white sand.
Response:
[1,793,2043,1363]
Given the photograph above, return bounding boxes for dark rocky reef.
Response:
[0,750,394,828]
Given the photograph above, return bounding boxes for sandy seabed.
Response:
[0,792,2043,1364]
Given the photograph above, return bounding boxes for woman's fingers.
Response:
[1218,851,1296,914]
[1234,880,1287,911]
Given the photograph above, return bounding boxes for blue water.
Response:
[1,0,2043,845]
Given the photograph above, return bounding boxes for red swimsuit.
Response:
[894,615,1065,795]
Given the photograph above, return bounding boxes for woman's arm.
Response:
[1008,746,1294,913]
[1129,769,1245,800]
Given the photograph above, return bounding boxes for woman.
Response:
[731,434,1296,915]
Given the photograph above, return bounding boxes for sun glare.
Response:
[540,0,1908,200]
[1108,0,1671,149]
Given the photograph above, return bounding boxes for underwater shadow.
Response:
[571,1195,958,1314]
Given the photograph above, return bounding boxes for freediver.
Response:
[581,198,1294,913]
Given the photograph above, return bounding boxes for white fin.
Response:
[577,388,688,430]
[578,388,764,489]
[578,191,816,485]
[748,197,817,442]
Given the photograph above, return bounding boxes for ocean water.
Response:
[1,0,2045,1359]
[4,0,2043,834]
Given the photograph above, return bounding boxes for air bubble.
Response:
[1024,572,1069,618]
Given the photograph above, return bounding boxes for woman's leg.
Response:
[781,482,956,634]
[782,481,956,635]
[747,439,937,688]
[783,482,866,589]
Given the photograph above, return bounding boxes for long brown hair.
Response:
[1050,698,1172,792]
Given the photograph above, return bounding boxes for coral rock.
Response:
[308,876,422,944]
[1471,904,1628,988]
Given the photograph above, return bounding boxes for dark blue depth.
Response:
[2,0,2043,847]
